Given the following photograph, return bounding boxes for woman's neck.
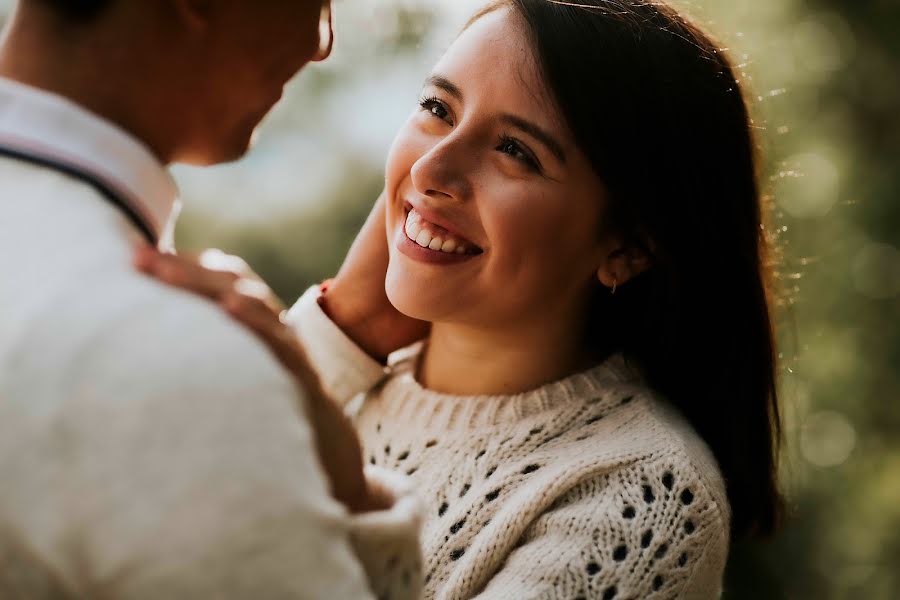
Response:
[417,316,597,396]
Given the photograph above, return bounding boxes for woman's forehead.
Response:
[432,8,559,122]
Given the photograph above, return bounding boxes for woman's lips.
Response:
[404,208,481,255]
[396,206,483,265]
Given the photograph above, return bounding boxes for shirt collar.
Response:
[0,76,180,247]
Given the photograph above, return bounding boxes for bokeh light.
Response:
[800,410,857,467]
[776,152,842,218]
[852,242,900,300]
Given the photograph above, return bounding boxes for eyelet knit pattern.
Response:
[353,348,730,600]
[287,289,731,600]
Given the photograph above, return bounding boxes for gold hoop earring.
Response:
[611,276,618,295]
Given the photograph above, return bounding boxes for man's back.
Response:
[0,0,421,593]
[0,156,350,597]
[0,91,420,599]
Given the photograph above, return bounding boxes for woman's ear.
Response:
[596,241,653,291]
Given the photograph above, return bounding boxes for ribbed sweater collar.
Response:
[380,344,645,430]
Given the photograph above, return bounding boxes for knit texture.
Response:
[289,288,731,600]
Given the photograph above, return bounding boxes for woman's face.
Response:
[384,8,610,330]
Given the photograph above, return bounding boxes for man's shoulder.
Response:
[8,265,296,401]
[0,269,309,504]
[0,154,92,194]
[91,271,289,382]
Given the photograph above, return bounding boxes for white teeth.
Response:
[405,208,476,255]
[406,220,421,240]
[415,230,432,248]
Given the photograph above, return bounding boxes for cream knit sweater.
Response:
[289,288,731,600]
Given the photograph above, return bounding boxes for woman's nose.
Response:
[409,136,473,202]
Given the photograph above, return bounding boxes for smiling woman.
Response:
[355,3,780,594]
[334,0,781,594]
[384,8,614,342]
[142,0,783,598]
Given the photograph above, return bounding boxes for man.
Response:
[0,1,422,598]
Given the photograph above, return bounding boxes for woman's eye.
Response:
[498,136,539,172]
[419,97,451,123]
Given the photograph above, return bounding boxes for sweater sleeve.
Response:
[283,286,387,407]
[471,459,729,600]
[347,466,425,600]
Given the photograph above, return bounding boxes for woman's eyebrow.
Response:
[500,113,567,164]
[425,74,464,101]
[424,73,567,165]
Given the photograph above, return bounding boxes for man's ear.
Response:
[595,239,654,290]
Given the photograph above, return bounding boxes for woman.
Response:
[138,0,783,597]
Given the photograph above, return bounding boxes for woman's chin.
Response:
[385,270,445,322]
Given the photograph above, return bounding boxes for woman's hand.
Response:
[323,191,430,361]
[133,247,387,513]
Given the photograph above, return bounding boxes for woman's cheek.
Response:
[384,136,406,196]
[385,120,426,191]
[487,188,558,249]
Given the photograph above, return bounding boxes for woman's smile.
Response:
[396,204,484,265]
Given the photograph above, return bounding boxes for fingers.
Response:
[135,247,239,299]
[134,246,311,388]
[198,248,253,278]
[222,289,327,401]
[221,288,307,375]
[234,277,286,316]
[135,245,288,342]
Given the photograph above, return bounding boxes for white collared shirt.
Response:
[0,78,421,599]
[0,76,180,248]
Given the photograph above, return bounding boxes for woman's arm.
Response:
[133,247,382,511]
[315,191,429,362]
[282,284,390,406]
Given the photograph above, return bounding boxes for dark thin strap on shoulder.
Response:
[0,145,157,245]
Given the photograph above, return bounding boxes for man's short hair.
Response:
[31,0,114,22]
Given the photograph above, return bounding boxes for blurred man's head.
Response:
[5,0,332,164]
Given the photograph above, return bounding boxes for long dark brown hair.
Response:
[470,0,784,541]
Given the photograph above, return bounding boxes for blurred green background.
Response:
[3,0,898,597]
